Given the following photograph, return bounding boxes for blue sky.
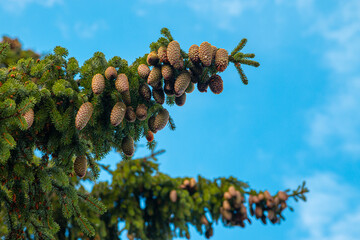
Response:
[2,0,360,239]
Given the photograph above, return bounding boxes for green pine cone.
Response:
[75,102,94,130]
[92,73,105,94]
[74,155,87,178]
[121,136,134,157]
[110,102,126,127]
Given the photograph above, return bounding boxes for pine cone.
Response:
[105,66,117,80]
[75,102,94,130]
[189,44,200,64]
[169,190,177,203]
[185,82,195,93]
[110,102,126,127]
[189,69,200,83]
[147,67,162,88]
[74,155,87,178]
[121,136,134,157]
[153,80,163,90]
[161,64,173,81]
[158,46,169,63]
[146,131,154,142]
[23,108,34,129]
[139,83,151,102]
[199,42,212,67]
[167,40,182,70]
[147,51,159,66]
[115,73,129,93]
[197,77,209,93]
[174,72,191,96]
[148,116,157,133]
[211,45,217,61]
[121,90,131,105]
[92,74,105,94]
[209,74,223,94]
[154,108,169,131]
[136,104,148,121]
[138,64,150,79]
[152,88,165,104]
[215,48,229,72]
[175,93,186,106]
[125,106,136,123]
[164,80,175,96]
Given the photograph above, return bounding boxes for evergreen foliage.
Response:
[0,29,308,240]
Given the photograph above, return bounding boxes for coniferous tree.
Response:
[0,29,308,240]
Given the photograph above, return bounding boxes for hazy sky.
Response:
[1,0,360,239]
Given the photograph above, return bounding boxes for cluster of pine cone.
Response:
[69,40,229,178]
[138,40,228,108]
[220,186,249,227]
[248,190,288,224]
[74,66,171,155]
[168,178,197,203]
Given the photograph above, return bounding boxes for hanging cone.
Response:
[23,108,34,129]
[147,51,159,66]
[115,73,129,93]
[158,46,169,63]
[174,72,191,97]
[209,74,223,94]
[75,102,94,130]
[199,41,212,67]
[154,108,169,131]
[215,48,229,72]
[138,83,152,102]
[110,102,126,127]
[167,40,183,70]
[161,64,173,81]
[136,104,148,121]
[189,44,200,64]
[138,64,150,79]
[125,106,136,123]
[92,74,105,94]
[105,66,117,80]
[121,136,134,157]
[74,155,87,178]
[147,67,162,88]
[175,93,186,106]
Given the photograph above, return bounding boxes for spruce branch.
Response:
[231,38,247,56]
